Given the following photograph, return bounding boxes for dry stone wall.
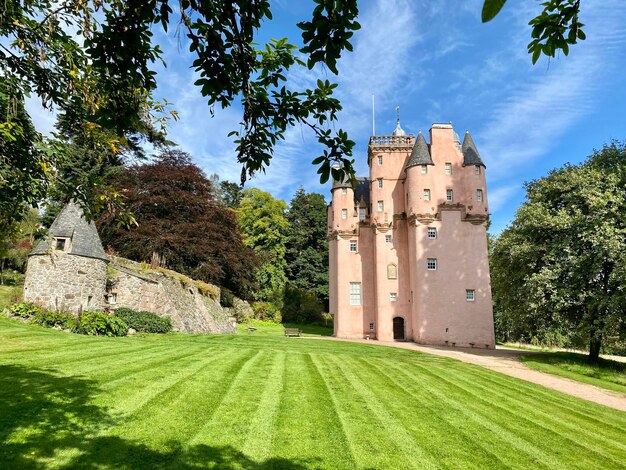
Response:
[108,257,235,334]
[24,253,108,313]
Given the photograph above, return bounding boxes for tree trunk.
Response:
[589,333,602,363]
[0,258,4,286]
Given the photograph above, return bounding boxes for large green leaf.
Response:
[482,0,507,23]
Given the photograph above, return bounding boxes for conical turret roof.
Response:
[462,131,485,167]
[30,201,108,261]
[405,131,433,169]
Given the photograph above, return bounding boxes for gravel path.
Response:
[315,336,626,412]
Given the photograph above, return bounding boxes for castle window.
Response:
[359,208,366,221]
[377,201,384,212]
[369,323,374,330]
[377,178,383,189]
[387,263,398,279]
[446,189,453,201]
[108,293,117,305]
[341,209,348,220]
[445,162,452,175]
[349,282,361,305]
[428,227,437,239]
[475,165,481,175]
[427,258,437,270]
[466,289,475,301]
[349,240,357,252]
[390,292,397,302]
[423,189,431,201]
[54,238,67,251]
[421,165,428,174]
[385,234,392,243]
[378,155,383,166]
[342,188,347,194]
[476,189,483,202]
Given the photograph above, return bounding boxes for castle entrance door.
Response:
[393,317,405,340]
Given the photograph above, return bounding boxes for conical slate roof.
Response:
[405,131,433,169]
[462,131,485,167]
[30,202,108,261]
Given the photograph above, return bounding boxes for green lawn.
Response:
[237,319,333,337]
[520,352,626,396]
[1,317,626,469]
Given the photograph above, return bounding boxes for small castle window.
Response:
[342,188,347,195]
[349,282,361,305]
[423,189,431,201]
[341,209,348,220]
[377,178,383,189]
[385,234,392,243]
[421,165,428,174]
[446,189,453,201]
[475,165,481,175]
[108,293,117,305]
[369,323,375,330]
[390,292,398,302]
[466,289,475,301]
[476,189,483,202]
[377,201,384,212]
[55,238,67,251]
[378,155,383,166]
[87,295,92,306]
[427,258,437,270]
[428,227,437,239]
[359,208,366,221]
[387,263,398,279]
[349,240,357,252]
[445,162,452,175]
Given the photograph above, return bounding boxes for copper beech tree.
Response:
[97,149,258,299]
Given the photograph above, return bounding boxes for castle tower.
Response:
[24,202,109,313]
[329,120,495,348]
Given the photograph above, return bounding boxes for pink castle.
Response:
[328,121,495,348]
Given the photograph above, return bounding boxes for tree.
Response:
[482,0,586,64]
[97,149,258,298]
[0,208,40,285]
[1,0,359,225]
[237,188,289,302]
[490,142,626,361]
[285,187,329,307]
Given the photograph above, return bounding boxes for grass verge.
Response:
[520,351,626,395]
[1,316,625,469]
[237,319,333,337]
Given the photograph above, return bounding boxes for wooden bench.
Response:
[246,327,257,332]
[284,328,302,337]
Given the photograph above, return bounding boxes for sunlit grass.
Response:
[1,316,625,469]
[520,352,626,395]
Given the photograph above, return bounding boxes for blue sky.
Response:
[26,0,626,234]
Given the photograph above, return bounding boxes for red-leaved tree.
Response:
[97,149,257,298]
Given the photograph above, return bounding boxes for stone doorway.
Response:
[393,317,405,340]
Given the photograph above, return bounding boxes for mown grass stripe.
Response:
[349,355,513,470]
[420,359,626,463]
[393,358,625,469]
[241,351,285,462]
[315,352,436,469]
[271,352,356,469]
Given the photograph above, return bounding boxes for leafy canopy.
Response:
[491,142,626,361]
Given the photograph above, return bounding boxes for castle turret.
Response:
[24,202,109,313]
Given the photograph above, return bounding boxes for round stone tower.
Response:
[24,202,109,313]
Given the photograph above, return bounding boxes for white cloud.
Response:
[488,183,520,214]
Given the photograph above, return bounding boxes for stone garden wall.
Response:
[24,253,108,313]
[108,257,235,334]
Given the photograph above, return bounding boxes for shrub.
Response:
[9,302,41,318]
[252,301,281,323]
[114,307,172,333]
[76,311,128,336]
[32,310,77,330]
[220,288,235,308]
[282,286,324,324]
